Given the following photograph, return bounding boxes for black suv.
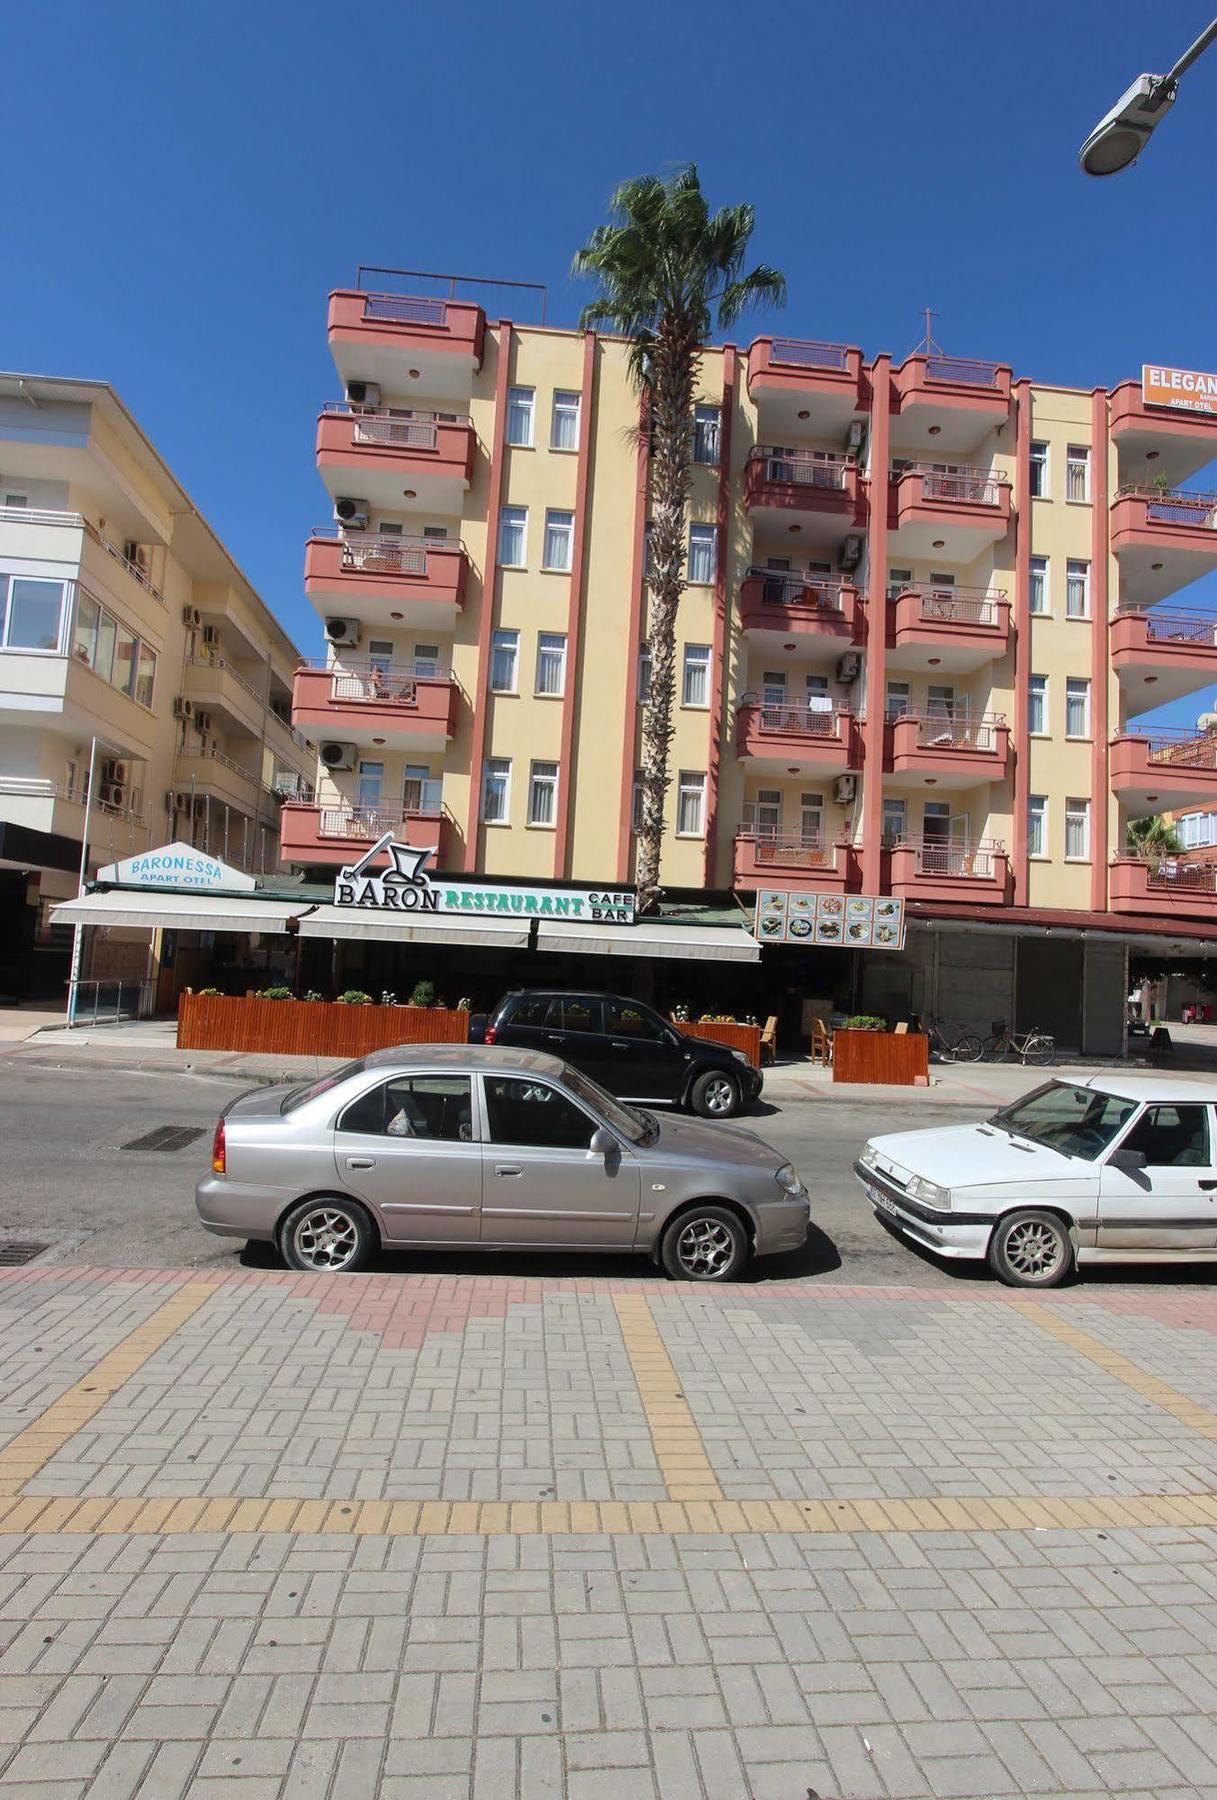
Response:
[470,991,763,1119]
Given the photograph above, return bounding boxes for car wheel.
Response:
[689,1069,741,1118]
[987,1210,1073,1288]
[279,1198,376,1273]
[661,1205,749,1281]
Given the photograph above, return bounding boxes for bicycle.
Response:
[918,1014,985,1064]
[981,1019,1056,1065]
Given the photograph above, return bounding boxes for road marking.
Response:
[1015,1302,1217,1439]
[613,1293,723,1501]
[0,1282,216,1499]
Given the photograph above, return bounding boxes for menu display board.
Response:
[754,891,907,950]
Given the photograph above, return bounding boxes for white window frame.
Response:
[882,797,907,846]
[482,757,512,825]
[403,764,442,815]
[885,680,911,720]
[1065,796,1090,860]
[631,771,644,833]
[1065,676,1091,739]
[1028,794,1048,859]
[1065,558,1090,619]
[692,404,721,466]
[527,760,559,828]
[498,505,528,568]
[637,641,652,704]
[550,389,581,452]
[506,386,535,448]
[687,523,717,585]
[675,770,706,837]
[1028,673,1048,736]
[1066,445,1091,503]
[1029,440,1049,499]
[681,643,711,708]
[1029,555,1049,615]
[489,629,519,694]
[535,631,567,697]
[542,509,575,572]
[0,572,71,655]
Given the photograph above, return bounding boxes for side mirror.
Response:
[589,1126,617,1158]
[1108,1145,1147,1173]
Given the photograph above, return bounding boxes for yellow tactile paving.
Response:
[612,1293,723,1502]
[1015,1301,1217,1438]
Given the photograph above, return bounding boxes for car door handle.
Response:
[544,1033,566,1043]
[611,1041,633,1051]
[345,1156,376,1169]
[494,1163,523,1178]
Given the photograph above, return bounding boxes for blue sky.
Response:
[6,0,1217,728]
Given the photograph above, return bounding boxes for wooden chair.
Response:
[759,1015,779,1064]
[810,1018,833,1065]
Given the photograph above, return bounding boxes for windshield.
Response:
[559,1064,650,1144]
[989,1081,1139,1161]
[280,1058,367,1113]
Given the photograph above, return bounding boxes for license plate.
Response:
[870,1187,899,1217]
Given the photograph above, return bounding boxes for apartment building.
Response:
[279,276,1217,1048]
[0,374,313,998]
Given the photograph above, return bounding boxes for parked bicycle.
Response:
[980,1019,1056,1065]
[916,1015,985,1063]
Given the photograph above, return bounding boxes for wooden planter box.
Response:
[832,1028,929,1085]
[675,1019,763,1067]
[178,993,470,1056]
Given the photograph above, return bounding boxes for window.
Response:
[1028,673,1047,735]
[413,642,441,678]
[1120,1104,1211,1168]
[637,642,652,703]
[0,575,67,651]
[490,629,519,693]
[535,631,567,696]
[557,997,600,1033]
[482,758,511,824]
[506,386,535,447]
[754,789,782,834]
[355,761,383,810]
[3,493,28,509]
[632,770,644,832]
[403,764,441,813]
[1066,677,1091,738]
[484,1076,597,1150]
[927,683,957,719]
[551,389,581,451]
[543,509,574,572]
[339,1075,473,1141]
[498,505,527,566]
[801,791,823,841]
[377,521,403,536]
[991,1082,1136,1160]
[1065,796,1090,859]
[528,760,559,827]
[643,521,654,577]
[1029,555,1049,615]
[676,771,706,836]
[761,670,787,708]
[887,566,913,600]
[604,997,668,1042]
[885,680,911,720]
[367,638,394,674]
[66,586,155,705]
[687,523,716,585]
[114,625,139,697]
[1029,440,1048,498]
[1066,445,1090,502]
[134,641,157,707]
[1066,558,1090,619]
[682,643,710,707]
[693,404,720,466]
[1028,794,1047,858]
[882,798,907,846]
[422,524,449,542]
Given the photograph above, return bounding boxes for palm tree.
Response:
[1127,813,1183,859]
[573,166,786,910]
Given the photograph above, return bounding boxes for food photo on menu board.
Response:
[752,891,908,948]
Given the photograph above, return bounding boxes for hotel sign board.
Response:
[755,889,906,950]
[97,841,257,892]
[334,833,636,924]
[1142,363,1217,416]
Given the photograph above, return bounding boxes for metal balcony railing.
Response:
[1117,608,1217,645]
[309,656,451,706]
[1134,729,1217,770]
[1144,860,1217,894]
[0,774,148,826]
[318,802,444,840]
[1117,485,1217,528]
[0,505,88,529]
[272,774,316,803]
[895,464,1005,506]
[744,568,847,611]
[924,355,1003,388]
[900,713,1006,753]
[741,698,846,737]
[737,821,836,869]
[361,293,449,326]
[890,583,1006,626]
[769,339,853,372]
[750,447,854,488]
[892,835,1004,878]
[178,745,260,786]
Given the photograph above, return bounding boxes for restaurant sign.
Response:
[97,841,256,893]
[335,833,636,924]
[1142,363,1217,416]
[755,889,906,949]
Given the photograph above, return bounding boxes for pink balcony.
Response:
[292,662,458,751]
[889,465,1011,561]
[893,354,1012,455]
[887,583,1010,673]
[738,569,862,646]
[1111,378,1217,489]
[732,832,855,893]
[304,532,468,631]
[1110,607,1217,707]
[1110,486,1217,607]
[316,407,475,512]
[1109,856,1217,917]
[744,448,861,550]
[327,289,485,396]
[735,702,857,775]
[1110,729,1217,811]
[887,713,1009,788]
[280,801,449,870]
[746,338,863,435]
[888,838,1011,906]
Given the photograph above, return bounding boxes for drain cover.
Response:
[0,1242,50,1267]
[121,1125,207,1153]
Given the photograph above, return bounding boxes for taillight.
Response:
[211,1118,226,1176]
[484,1024,497,1045]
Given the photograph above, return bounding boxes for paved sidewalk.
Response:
[2,1266,1217,1796]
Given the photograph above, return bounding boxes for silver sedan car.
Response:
[196,1045,809,1281]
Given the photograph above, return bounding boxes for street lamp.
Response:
[1079,17,1217,175]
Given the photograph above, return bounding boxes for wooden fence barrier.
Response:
[177,993,470,1056]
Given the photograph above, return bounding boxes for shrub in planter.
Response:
[198,986,221,998]
[259,986,295,1001]
[303,991,325,1003]
[380,990,398,1007]
[409,979,438,1009]
[336,989,373,1006]
[843,1014,886,1031]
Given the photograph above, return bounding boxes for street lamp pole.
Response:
[1079,16,1217,175]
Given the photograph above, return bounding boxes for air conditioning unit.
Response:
[182,605,202,628]
[833,774,858,805]
[192,795,208,814]
[102,758,130,785]
[123,540,148,570]
[836,652,862,684]
[845,419,865,454]
[201,624,222,647]
[345,380,381,409]
[99,782,126,809]
[838,535,863,572]
[173,696,194,719]
[334,497,370,528]
[194,710,213,734]
[320,741,358,771]
[325,616,360,647]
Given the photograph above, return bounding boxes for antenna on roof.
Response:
[911,306,943,359]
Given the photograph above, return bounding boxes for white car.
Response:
[856,1075,1217,1287]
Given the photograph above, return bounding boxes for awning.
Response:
[535,919,760,962]
[51,891,312,934]
[296,904,531,949]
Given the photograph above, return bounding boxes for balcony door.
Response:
[805,674,831,715]
[882,798,907,848]
[403,764,441,817]
[356,760,383,820]
[762,670,788,712]
[800,792,823,848]
[755,789,782,838]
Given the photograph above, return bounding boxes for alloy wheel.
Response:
[702,1077,736,1116]
[1003,1218,1064,1281]
[676,1218,735,1278]
[292,1207,359,1272]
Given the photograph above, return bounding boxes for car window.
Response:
[1119,1103,1210,1168]
[281,1058,367,1113]
[989,1082,1138,1160]
[560,1064,649,1144]
[507,995,559,1028]
[483,1076,597,1149]
[560,997,603,1034]
[604,998,668,1042]
[339,1076,473,1142]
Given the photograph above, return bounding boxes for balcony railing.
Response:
[891,583,1006,627]
[305,657,451,706]
[1144,861,1217,894]
[903,713,1006,752]
[1116,485,1217,528]
[179,744,260,786]
[1115,608,1217,645]
[322,405,472,450]
[895,464,1005,505]
[1134,729,1217,770]
[892,835,1004,878]
[0,504,88,529]
[750,447,854,488]
[361,294,448,326]
[272,773,316,803]
[745,568,847,612]
[185,654,311,751]
[99,537,167,607]
[0,774,147,826]
[331,532,431,576]
[737,822,835,869]
[924,356,1003,388]
[318,802,444,840]
[769,339,852,372]
[742,699,845,736]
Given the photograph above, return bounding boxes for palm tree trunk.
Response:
[636,310,698,911]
